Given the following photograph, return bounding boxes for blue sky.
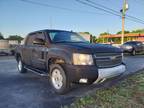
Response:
[0,0,144,38]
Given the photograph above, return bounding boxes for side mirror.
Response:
[33,38,45,45]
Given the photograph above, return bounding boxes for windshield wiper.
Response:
[54,41,72,43]
[54,41,88,43]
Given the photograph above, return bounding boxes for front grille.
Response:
[95,53,122,68]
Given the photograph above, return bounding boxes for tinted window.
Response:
[36,32,45,40]
[48,31,87,43]
[32,32,46,46]
[26,32,45,46]
[124,41,143,46]
[124,41,137,45]
[136,42,142,45]
[26,33,36,45]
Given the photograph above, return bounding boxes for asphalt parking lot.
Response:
[0,55,144,108]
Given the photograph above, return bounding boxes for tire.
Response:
[50,64,70,94]
[131,49,136,56]
[17,57,27,73]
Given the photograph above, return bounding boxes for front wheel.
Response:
[17,57,27,73]
[50,64,70,94]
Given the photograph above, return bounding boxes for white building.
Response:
[0,40,9,49]
[8,40,19,45]
[0,40,19,49]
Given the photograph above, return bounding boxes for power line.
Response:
[20,0,106,15]
[20,0,144,24]
[76,0,122,17]
[85,0,120,15]
[76,0,144,24]
[126,14,144,24]
[84,0,144,24]
[87,0,144,24]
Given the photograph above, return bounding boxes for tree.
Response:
[131,29,144,33]
[90,35,97,43]
[100,32,110,36]
[0,32,4,40]
[96,38,104,43]
[83,32,91,34]
[92,36,97,43]
[116,30,130,34]
[7,35,24,43]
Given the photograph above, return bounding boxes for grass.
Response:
[64,71,144,108]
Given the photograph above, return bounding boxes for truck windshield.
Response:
[48,31,88,43]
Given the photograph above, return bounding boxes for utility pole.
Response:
[121,0,128,44]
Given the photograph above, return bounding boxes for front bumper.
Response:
[121,47,133,53]
[95,64,126,83]
[63,64,98,83]
[63,63,126,83]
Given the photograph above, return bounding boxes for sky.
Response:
[0,0,144,38]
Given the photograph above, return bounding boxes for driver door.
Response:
[31,32,47,70]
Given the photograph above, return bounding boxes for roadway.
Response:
[0,55,144,108]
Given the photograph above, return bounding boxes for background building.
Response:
[0,40,19,49]
[0,40,9,49]
[8,40,19,45]
[100,33,144,44]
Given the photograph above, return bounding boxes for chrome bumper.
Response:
[94,64,126,83]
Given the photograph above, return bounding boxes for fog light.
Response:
[79,78,88,83]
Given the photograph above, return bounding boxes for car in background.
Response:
[121,41,144,55]
[0,49,12,56]
[0,45,17,56]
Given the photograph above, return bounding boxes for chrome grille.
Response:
[95,53,122,68]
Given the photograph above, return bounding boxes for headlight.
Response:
[73,53,94,65]
[125,45,132,49]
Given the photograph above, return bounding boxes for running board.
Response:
[25,67,49,77]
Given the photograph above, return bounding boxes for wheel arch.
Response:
[47,57,66,72]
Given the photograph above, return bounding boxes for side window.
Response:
[36,32,45,40]
[137,42,142,46]
[32,32,46,46]
[26,34,36,45]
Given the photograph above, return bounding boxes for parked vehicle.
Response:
[121,41,144,55]
[0,40,11,55]
[0,46,17,56]
[15,29,126,94]
[0,49,12,55]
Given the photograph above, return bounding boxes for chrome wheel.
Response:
[18,60,22,71]
[51,68,63,90]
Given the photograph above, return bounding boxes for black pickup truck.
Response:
[15,29,126,94]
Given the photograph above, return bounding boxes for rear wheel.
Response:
[50,64,70,94]
[17,57,27,73]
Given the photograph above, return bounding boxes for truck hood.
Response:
[55,42,122,53]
